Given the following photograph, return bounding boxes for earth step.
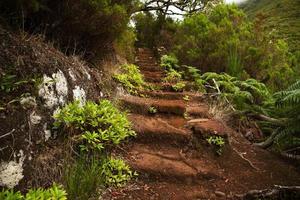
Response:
[186,104,210,118]
[148,82,175,92]
[128,114,191,144]
[139,66,161,72]
[140,91,205,101]
[143,71,164,83]
[127,143,222,183]
[120,95,186,115]
[187,119,228,137]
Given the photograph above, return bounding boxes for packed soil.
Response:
[104,48,300,200]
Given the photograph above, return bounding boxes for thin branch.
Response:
[233,148,259,171]
[0,129,16,139]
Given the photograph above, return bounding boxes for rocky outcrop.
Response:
[0,26,110,189]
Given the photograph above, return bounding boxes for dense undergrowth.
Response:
[159,52,299,153]
[54,100,136,199]
[113,64,150,94]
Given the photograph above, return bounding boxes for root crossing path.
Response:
[106,48,300,200]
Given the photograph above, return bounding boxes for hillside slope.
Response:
[241,0,300,52]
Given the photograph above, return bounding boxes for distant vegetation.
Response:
[241,0,300,53]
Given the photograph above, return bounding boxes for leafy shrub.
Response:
[270,80,300,149]
[172,4,296,91]
[114,64,147,94]
[0,184,67,200]
[172,82,186,92]
[183,66,206,92]
[114,27,137,63]
[0,0,134,58]
[163,69,182,83]
[133,12,178,48]
[201,72,272,110]
[54,100,136,152]
[207,136,225,155]
[101,157,137,187]
[160,55,179,71]
[148,106,157,114]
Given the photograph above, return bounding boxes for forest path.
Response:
[106,48,300,200]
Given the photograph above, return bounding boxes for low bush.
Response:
[172,81,186,92]
[160,54,179,71]
[101,157,137,187]
[207,136,225,155]
[172,4,297,91]
[0,184,67,200]
[163,69,182,84]
[54,100,136,152]
[114,64,148,94]
[201,72,272,110]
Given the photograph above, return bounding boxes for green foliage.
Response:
[241,0,300,52]
[172,3,297,91]
[201,72,272,110]
[0,184,67,200]
[148,106,157,114]
[0,0,135,58]
[64,155,103,200]
[0,190,23,200]
[206,136,225,155]
[114,64,147,94]
[272,81,300,145]
[133,12,178,48]
[114,27,137,63]
[163,69,182,83]
[0,74,28,93]
[160,55,179,71]
[183,95,190,101]
[54,100,136,152]
[183,65,206,92]
[172,81,186,92]
[101,157,137,187]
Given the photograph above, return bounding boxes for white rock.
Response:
[38,70,69,109]
[0,150,25,189]
[38,74,58,109]
[30,111,42,125]
[82,67,91,80]
[43,123,51,141]
[20,96,37,109]
[53,70,68,105]
[73,86,86,106]
[68,69,77,81]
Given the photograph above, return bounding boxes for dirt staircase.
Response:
[106,48,300,200]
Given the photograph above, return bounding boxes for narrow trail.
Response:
[107,48,300,200]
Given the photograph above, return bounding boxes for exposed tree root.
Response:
[253,129,280,149]
[235,185,300,200]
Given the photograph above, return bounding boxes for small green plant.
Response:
[183,112,189,119]
[183,95,190,101]
[172,81,186,92]
[64,155,103,200]
[160,54,179,71]
[206,136,225,155]
[54,100,136,152]
[0,74,29,93]
[163,69,182,83]
[148,106,157,114]
[114,64,147,94]
[0,184,67,200]
[101,157,137,187]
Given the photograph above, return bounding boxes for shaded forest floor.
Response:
[102,48,300,200]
